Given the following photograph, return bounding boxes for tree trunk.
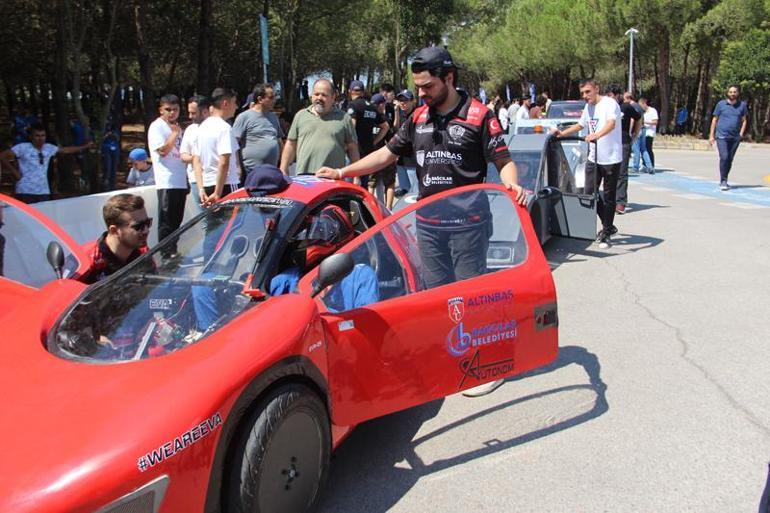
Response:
[197,0,212,95]
[656,28,671,134]
[133,0,155,132]
[52,0,75,192]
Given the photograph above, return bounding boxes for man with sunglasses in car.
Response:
[80,193,151,284]
[0,122,93,203]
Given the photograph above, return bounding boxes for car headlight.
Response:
[94,475,169,513]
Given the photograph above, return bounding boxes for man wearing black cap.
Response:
[318,46,525,203]
[347,80,389,188]
[317,46,525,397]
[317,46,525,275]
[394,89,417,194]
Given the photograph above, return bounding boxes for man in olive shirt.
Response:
[280,79,359,175]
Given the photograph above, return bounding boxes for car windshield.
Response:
[546,103,585,119]
[0,199,80,288]
[49,197,300,362]
[486,151,542,191]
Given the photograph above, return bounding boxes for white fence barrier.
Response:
[32,186,201,247]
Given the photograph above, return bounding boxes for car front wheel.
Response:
[227,384,331,513]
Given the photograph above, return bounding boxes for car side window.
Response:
[318,187,528,313]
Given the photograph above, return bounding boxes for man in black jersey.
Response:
[317,46,525,288]
[347,80,389,188]
[318,47,526,398]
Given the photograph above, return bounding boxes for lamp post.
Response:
[625,28,639,94]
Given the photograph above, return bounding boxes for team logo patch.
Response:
[449,125,466,141]
[416,150,425,167]
[448,297,465,323]
[488,118,503,135]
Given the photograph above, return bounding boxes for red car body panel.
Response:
[0,181,557,512]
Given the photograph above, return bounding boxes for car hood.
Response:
[0,281,316,512]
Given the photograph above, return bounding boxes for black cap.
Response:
[244,164,290,196]
[396,89,414,101]
[411,46,458,72]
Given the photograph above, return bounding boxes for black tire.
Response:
[227,384,331,513]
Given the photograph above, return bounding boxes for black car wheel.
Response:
[227,384,330,513]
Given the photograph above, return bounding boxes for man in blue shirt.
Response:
[709,85,749,191]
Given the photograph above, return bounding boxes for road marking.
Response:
[673,193,711,200]
[718,202,767,209]
[638,186,669,192]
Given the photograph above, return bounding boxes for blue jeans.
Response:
[397,165,418,193]
[716,138,740,182]
[631,129,653,170]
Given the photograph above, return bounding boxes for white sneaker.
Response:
[720,181,729,191]
[462,379,505,397]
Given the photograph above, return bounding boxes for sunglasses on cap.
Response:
[129,217,153,231]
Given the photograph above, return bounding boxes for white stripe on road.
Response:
[717,202,768,209]
[638,186,669,192]
[673,193,711,200]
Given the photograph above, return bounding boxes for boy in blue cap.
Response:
[126,148,155,187]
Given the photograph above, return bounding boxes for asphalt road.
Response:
[317,144,770,513]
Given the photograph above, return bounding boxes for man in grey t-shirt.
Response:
[232,84,284,173]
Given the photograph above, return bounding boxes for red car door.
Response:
[299,184,558,426]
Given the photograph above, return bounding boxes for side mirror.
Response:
[311,253,354,298]
[537,186,562,202]
[47,241,65,279]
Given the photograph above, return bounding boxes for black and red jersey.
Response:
[80,232,149,284]
[387,89,510,229]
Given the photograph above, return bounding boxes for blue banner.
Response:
[260,15,270,66]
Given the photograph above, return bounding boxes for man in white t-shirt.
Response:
[639,97,658,173]
[515,97,531,122]
[498,101,510,133]
[147,94,188,252]
[552,78,622,249]
[193,87,241,206]
[0,122,92,203]
[180,95,210,211]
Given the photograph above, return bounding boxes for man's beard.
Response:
[313,102,327,114]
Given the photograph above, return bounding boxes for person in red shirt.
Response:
[81,193,151,284]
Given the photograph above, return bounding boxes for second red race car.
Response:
[0,176,558,513]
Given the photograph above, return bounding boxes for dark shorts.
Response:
[372,164,396,188]
[416,222,491,289]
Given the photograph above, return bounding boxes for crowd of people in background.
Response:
[0,71,750,228]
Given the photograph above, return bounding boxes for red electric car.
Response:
[0,177,558,513]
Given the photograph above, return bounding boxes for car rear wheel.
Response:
[227,384,330,513]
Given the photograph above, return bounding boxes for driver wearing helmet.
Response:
[270,204,378,311]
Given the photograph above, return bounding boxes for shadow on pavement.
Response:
[759,462,770,513]
[730,185,766,190]
[318,345,607,513]
[543,233,664,270]
[625,203,670,213]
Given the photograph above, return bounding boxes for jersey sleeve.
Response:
[482,110,509,163]
[11,143,23,158]
[386,114,413,157]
